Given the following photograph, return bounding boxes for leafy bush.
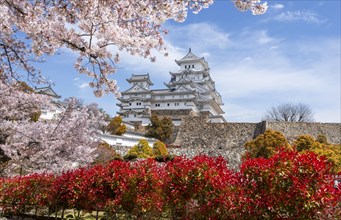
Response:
[125,139,154,159]
[1,154,340,219]
[244,129,290,158]
[240,150,340,219]
[145,114,173,141]
[123,154,137,161]
[107,116,126,135]
[293,135,341,173]
[316,134,328,144]
[153,140,168,156]
[154,154,175,162]
[293,134,317,151]
[310,143,341,174]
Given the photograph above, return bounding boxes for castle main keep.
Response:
[117,49,225,125]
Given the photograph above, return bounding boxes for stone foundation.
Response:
[170,116,341,168]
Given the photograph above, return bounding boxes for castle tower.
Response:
[117,49,225,125]
[117,74,153,125]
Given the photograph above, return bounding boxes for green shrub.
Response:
[293,134,341,173]
[145,114,173,141]
[123,154,137,161]
[316,134,328,144]
[293,134,316,151]
[244,129,290,158]
[125,139,154,159]
[107,116,126,135]
[154,154,175,162]
[153,140,168,156]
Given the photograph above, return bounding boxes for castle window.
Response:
[155,103,160,107]
[167,103,170,106]
[185,65,187,69]
[192,65,194,68]
[136,102,141,106]
[129,103,131,106]
[175,103,179,106]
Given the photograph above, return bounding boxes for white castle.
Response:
[117,49,225,125]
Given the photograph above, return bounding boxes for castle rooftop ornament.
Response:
[117,49,225,125]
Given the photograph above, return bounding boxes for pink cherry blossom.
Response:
[0,0,267,96]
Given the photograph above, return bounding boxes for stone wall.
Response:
[151,109,193,117]
[171,116,263,169]
[170,116,341,169]
[110,116,340,170]
[265,121,341,144]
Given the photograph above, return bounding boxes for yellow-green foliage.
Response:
[153,140,168,156]
[293,135,341,173]
[126,139,154,159]
[145,114,173,141]
[244,129,290,158]
[310,143,341,173]
[316,134,328,144]
[30,111,41,122]
[293,134,317,151]
[107,116,127,135]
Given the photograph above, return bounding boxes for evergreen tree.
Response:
[145,114,173,142]
[107,116,127,136]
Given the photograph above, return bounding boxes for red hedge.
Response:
[1,151,340,219]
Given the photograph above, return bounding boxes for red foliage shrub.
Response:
[239,150,341,219]
[163,155,239,219]
[0,173,55,214]
[0,152,340,219]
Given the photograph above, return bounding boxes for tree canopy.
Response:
[1,0,268,96]
[263,103,314,122]
[0,81,106,175]
[145,114,174,142]
[107,116,126,136]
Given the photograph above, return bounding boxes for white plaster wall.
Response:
[99,133,157,147]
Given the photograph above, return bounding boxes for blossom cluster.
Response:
[0,81,106,175]
[1,0,267,96]
[1,152,340,219]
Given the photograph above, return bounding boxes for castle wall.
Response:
[171,116,262,169]
[265,121,341,144]
[170,116,341,169]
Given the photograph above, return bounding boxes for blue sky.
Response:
[38,0,340,122]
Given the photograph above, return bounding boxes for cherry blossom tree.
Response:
[0,0,268,97]
[0,81,106,175]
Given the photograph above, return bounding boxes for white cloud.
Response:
[257,30,277,45]
[165,23,230,50]
[271,4,285,10]
[273,10,327,24]
[78,82,89,89]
